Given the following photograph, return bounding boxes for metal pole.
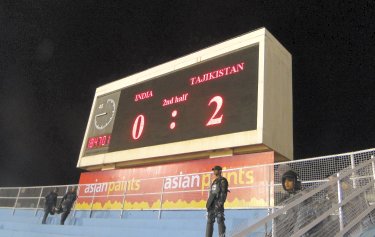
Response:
[89,185,97,219]
[268,165,273,208]
[208,174,212,199]
[206,174,212,222]
[158,178,165,220]
[271,207,276,237]
[12,188,21,216]
[63,185,70,225]
[337,173,344,231]
[73,185,80,218]
[65,185,69,198]
[35,187,44,216]
[265,212,268,235]
[267,164,273,236]
[350,153,356,188]
[120,181,128,219]
[371,156,375,189]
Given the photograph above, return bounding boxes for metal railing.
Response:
[0,173,274,219]
[229,156,375,237]
[0,185,80,216]
[0,148,373,226]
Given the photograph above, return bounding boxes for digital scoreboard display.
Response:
[85,44,259,156]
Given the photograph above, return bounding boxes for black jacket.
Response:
[60,191,77,210]
[206,176,228,209]
[45,191,58,207]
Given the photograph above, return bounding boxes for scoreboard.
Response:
[85,45,258,156]
[77,28,293,169]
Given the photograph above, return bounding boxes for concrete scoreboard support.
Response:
[77,28,293,171]
[263,31,293,161]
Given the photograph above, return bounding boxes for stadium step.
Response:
[0,209,266,236]
[80,217,206,229]
[0,229,79,237]
[0,220,202,237]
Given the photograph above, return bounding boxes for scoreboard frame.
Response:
[77,28,293,169]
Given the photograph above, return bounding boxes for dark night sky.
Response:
[0,1,374,187]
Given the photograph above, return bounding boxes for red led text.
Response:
[134,90,153,102]
[206,96,224,126]
[87,135,111,149]
[190,62,245,86]
[162,93,189,107]
[132,115,145,140]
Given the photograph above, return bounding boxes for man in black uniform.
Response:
[57,186,77,225]
[42,188,58,224]
[275,170,303,236]
[276,170,330,237]
[206,165,229,237]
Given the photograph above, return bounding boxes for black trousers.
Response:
[60,209,71,225]
[42,207,54,224]
[206,206,226,237]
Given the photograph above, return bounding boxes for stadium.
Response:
[1,3,374,237]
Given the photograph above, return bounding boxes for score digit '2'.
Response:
[131,95,224,140]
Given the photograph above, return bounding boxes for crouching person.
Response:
[56,187,77,225]
[42,188,58,224]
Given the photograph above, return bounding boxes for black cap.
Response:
[212,166,223,171]
[281,170,301,192]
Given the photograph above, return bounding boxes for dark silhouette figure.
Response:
[56,187,77,225]
[206,166,229,237]
[42,188,58,224]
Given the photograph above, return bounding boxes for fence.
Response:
[0,148,374,221]
[229,156,375,237]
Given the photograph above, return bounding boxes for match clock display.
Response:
[94,98,116,130]
[85,44,259,155]
[85,91,120,155]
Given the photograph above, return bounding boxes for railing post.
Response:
[208,174,212,199]
[264,212,269,235]
[12,188,21,216]
[271,207,276,237]
[205,174,212,221]
[158,178,165,220]
[89,184,97,219]
[267,164,273,236]
[120,181,128,219]
[371,155,375,189]
[350,153,356,188]
[73,185,80,218]
[268,165,273,209]
[35,187,44,216]
[337,173,344,231]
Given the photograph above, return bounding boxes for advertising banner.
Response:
[76,151,274,210]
